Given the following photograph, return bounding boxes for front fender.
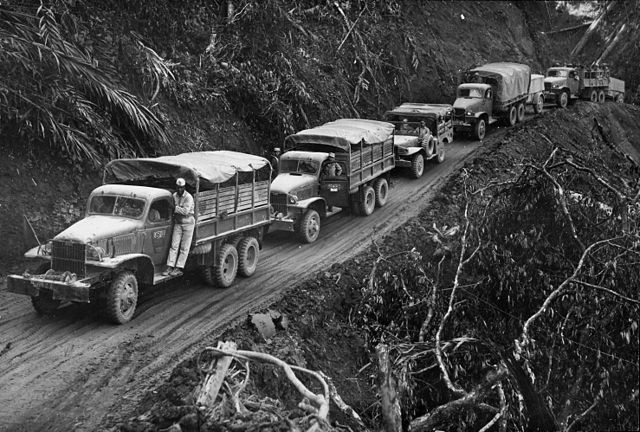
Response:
[93,253,155,285]
[401,147,423,157]
[296,197,326,210]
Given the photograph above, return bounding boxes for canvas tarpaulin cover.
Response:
[104,151,270,189]
[469,62,531,102]
[285,119,394,152]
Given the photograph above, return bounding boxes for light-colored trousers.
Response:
[167,222,195,269]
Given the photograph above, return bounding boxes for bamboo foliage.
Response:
[0,6,170,165]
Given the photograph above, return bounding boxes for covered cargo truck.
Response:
[270,119,395,243]
[453,62,531,140]
[7,151,271,324]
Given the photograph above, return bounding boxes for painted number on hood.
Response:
[153,230,166,239]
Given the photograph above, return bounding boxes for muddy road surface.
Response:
[0,136,485,431]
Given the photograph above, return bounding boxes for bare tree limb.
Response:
[571,278,640,304]
[565,396,600,432]
[478,383,507,432]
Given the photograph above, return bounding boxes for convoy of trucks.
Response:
[6,60,627,323]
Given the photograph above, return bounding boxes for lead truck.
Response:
[7,151,271,324]
[453,62,531,140]
[269,119,395,243]
[543,64,625,108]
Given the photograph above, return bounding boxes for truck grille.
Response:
[453,108,466,119]
[52,240,86,277]
[544,82,552,91]
[270,193,288,214]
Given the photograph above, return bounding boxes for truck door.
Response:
[143,198,174,266]
[568,70,580,95]
[483,88,493,119]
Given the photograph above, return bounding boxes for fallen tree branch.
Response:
[203,346,330,419]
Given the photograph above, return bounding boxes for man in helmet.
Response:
[163,177,195,276]
[322,152,343,177]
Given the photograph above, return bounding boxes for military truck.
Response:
[384,103,452,178]
[453,62,531,140]
[7,151,271,324]
[269,119,395,243]
[526,73,545,114]
[544,64,626,108]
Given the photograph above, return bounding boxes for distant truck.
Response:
[7,151,271,324]
[269,119,395,243]
[544,64,625,108]
[453,62,531,140]
[384,103,452,178]
[526,74,545,114]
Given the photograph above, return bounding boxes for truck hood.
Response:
[271,173,318,195]
[544,76,566,86]
[453,98,482,112]
[54,215,141,244]
[394,135,421,148]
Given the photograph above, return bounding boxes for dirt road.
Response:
[0,137,483,431]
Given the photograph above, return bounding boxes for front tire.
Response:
[410,153,425,179]
[589,89,598,102]
[238,237,260,277]
[105,271,138,324]
[534,94,544,114]
[297,209,321,243]
[474,118,486,141]
[557,91,569,108]
[374,178,389,207]
[31,291,61,315]
[359,186,376,216]
[436,144,446,163]
[215,244,238,288]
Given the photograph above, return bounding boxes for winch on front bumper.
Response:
[7,269,94,303]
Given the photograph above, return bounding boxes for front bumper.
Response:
[269,214,296,232]
[453,119,473,130]
[7,274,93,303]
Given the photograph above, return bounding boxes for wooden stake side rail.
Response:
[348,139,395,188]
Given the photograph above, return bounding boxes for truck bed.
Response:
[194,180,271,244]
[347,139,395,189]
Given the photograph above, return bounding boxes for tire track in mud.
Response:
[0,137,488,431]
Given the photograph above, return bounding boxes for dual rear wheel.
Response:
[200,235,260,287]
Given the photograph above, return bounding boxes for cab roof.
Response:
[90,184,172,201]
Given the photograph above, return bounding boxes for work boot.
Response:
[162,267,173,276]
[171,268,183,276]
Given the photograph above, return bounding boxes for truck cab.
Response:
[453,83,494,140]
[544,67,580,108]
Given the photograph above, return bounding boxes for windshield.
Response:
[89,195,146,218]
[547,69,568,78]
[458,88,484,98]
[280,159,320,174]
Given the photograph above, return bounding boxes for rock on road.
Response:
[0,137,484,431]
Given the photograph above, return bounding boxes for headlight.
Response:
[39,241,52,256]
[288,194,298,204]
[87,244,105,262]
[552,83,561,88]
[466,111,473,116]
